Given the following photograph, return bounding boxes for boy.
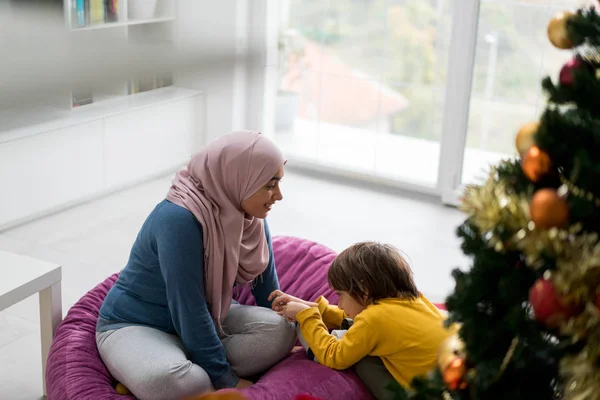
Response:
[270,242,453,399]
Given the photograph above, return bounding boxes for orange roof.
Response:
[281,39,408,126]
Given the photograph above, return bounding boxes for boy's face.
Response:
[336,291,366,319]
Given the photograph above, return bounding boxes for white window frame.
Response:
[246,0,482,207]
[437,0,480,206]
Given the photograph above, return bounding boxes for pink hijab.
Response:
[166,130,286,324]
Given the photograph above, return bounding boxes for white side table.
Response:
[0,250,62,397]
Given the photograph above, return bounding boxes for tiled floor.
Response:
[0,171,467,399]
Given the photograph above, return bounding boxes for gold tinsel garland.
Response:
[460,167,531,253]
[460,164,600,399]
[560,326,600,400]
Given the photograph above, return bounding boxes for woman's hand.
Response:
[268,290,302,311]
[281,301,310,321]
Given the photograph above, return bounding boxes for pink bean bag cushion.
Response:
[232,236,374,400]
[45,236,376,400]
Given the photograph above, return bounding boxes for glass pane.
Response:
[274,0,453,188]
[319,1,386,77]
[460,2,578,185]
[314,74,379,172]
[273,67,321,160]
[384,0,453,87]
[491,0,589,6]
[375,86,443,187]
[375,0,452,188]
[463,98,538,184]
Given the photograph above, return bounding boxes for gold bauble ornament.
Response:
[522,146,552,182]
[516,122,539,156]
[530,188,569,230]
[547,11,576,49]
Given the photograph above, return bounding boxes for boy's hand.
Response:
[268,290,301,311]
[281,301,310,321]
[269,290,318,311]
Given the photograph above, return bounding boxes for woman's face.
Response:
[241,165,285,219]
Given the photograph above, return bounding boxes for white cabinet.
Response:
[0,87,204,231]
[0,122,103,225]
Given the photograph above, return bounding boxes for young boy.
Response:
[269,242,454,399]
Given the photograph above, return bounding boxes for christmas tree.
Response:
[391,6,600,400]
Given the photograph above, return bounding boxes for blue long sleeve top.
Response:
[96,199,280,389]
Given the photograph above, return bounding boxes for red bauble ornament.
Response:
[438,333,468,391]
[443,358,468,391]
[559,57,583,86]
[529,277,575,328]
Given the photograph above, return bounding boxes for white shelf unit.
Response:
[69,16,175,31]
[65,0,176,31]
[63,0,177,109]
[0,0,210,232]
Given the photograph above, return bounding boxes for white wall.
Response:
[244,0,279,135]
[174,0,253,141]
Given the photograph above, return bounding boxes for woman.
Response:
[95,131,296,400]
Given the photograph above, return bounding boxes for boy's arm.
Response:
[315,296,347,329]
[296,307,377,370]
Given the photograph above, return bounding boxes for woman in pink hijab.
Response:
[96,131,296,400]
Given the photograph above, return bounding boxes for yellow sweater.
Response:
[296,295,454,388]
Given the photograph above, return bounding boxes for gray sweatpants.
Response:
[297,324,396,400]
[96,304,296,400]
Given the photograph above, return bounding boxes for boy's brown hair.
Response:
[327,241,419,304]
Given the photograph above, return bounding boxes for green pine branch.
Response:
[541,64,600,114]
[543,8,600,114]
[534,107,600,232]
[568,7,600,48]
[494,159,533,195]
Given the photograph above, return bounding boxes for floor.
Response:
[0,171,467,399]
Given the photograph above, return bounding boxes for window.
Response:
[262,0,589,202]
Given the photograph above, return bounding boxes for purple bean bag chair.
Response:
[45,236,375,400]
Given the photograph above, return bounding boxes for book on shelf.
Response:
[70,73,173,108]
[72,87,94,108]
[128,74,173,95]
[72,0,119,28]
